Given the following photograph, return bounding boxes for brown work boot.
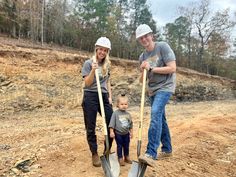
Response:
[138,154,156,167]
[92,153,101,167]
[124,156,132,164]
[119,158,125,166]
[158,152,172,160]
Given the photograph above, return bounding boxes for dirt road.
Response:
[1,100,236,177]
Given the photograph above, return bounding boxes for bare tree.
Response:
[179,0,236,71]
[41,0,44,45]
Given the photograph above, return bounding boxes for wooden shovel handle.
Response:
[137,69,147,157]
[93,58,108,136]
[93,59,110,156]
[138,69,147,141]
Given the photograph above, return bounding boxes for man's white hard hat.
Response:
[95,37,111,50]
[135,24,153,39]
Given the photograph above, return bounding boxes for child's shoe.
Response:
[118,158,125,166]
[124,156,132,164]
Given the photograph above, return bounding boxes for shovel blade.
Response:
[101,153,120,177]
[109,152,120,177]
[137,140,141,157]
[128,161,147,177]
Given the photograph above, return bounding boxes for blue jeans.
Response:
[146,91,172,159]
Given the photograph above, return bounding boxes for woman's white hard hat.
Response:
[135,24,153,39]
[95,37,111,50]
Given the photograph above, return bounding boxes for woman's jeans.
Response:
[82,91,113,154]
[146,91,172,159]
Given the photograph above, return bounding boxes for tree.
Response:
[72,0,112,51]
[206,32,230,74]
[164,16,192,67]
[106,0,129,58]
[129,0,156,36]
[0,0,17,37]
[128,0,157,59]
[232,38,236,57]
[41,0,44,45]
[179,0,236,72]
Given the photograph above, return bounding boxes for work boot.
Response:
[158,152,172,160]
[92,153,101,167]
[124,156,132,164]
[118,158,125,166]
[138,154,156,167]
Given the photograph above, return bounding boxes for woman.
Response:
[81,37,113,167]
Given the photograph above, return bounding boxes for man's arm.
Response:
[151,60,176,74]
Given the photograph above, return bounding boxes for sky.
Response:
[147,0,236,37]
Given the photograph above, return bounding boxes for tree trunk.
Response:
[198,37,204,72]
[41,0,44,45]
[187,31,191,68]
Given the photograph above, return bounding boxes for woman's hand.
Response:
[91,61,98,71]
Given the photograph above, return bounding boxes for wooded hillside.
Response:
[0,0,236,79]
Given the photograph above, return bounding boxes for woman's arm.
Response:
[84,62,98,87]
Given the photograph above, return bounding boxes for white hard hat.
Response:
[135,24,153,39]
[95,37,111,50]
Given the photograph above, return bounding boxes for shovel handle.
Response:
[94,69,108,135]
[137,140,142,157]
[93,58,109,154]
[137,69,147,157]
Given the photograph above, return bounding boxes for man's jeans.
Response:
[146,91,172,159]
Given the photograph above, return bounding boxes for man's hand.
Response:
[140,61,150,71]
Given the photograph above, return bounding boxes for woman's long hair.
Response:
[92,47,111,77]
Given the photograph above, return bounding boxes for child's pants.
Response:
[115,132,130,159]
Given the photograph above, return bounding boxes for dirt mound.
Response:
[1,37,235,112]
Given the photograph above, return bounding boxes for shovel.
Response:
[128,69,148,177]
[93,58,120,177]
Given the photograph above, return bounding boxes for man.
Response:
[136,24,176,167]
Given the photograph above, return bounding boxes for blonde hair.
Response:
[116,94,128,107]
[92,46,111,77]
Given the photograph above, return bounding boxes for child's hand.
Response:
[130,132,133,139]
[108,97,113,105]
[110,132,115,138]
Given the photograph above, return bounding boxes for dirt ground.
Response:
[0,37,236,177]
[0,100,236,177]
